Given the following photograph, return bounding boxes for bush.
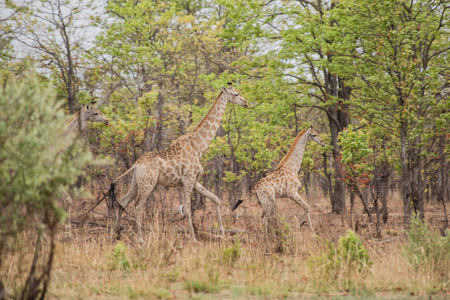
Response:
[404,215,450,282]
[0,74,92,299]
[222,235,242,264]
[308,230,372,282]
[108,242,131,271]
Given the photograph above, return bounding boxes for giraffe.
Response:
[65,101,110,137]
[110,83,248,244]
[60,102,109,232]
[232,127,325,237]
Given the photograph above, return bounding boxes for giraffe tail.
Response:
[107,162,138,213]
[111,162,138,184]
[232,199,244,211]
[108,182,126,213]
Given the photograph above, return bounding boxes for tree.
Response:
[332,0,450,226]
[221,0,351,213]
[339,125,394,237]
[16,0,99,113]
[0,73,92,299]
[0,1,30,80]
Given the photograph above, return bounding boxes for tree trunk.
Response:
[437,136,448,228]
[304,169,311,198]
[350,189,355,230]
[411,150,424,220]
[400,121,412,228]
[329,119,346,214]
[323,152,335,211]
[374,196,382,238]
[380,170,390,224]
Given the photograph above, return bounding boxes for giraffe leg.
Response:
[287,192,315,234]
[194,182,225,236]
[132,173,157,244]
[257,191,277,245]
[182,179,199,243]
[60,187,73,238]
[111,176,138,240]
[134,190,152,245]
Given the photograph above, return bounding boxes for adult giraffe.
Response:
[233,127,325,237]
[110,83,248,244]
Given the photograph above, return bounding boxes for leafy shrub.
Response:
[308,230,372,281]
[274,216,294,254]
[222,235,242,264]
[183,280,220,293]
[338,231,372,273]
[0,74,93,298]
[404,215,450,281]
[152,288,172,299]
[108,242,131,271]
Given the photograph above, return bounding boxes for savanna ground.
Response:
[3,185,450,299]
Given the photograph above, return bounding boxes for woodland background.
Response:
[0,0,449,299]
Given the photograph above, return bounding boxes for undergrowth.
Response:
[308,230,372,290]
[404,215,450,285]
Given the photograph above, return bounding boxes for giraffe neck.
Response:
[276,129,309,174]
[65,110,86,137]
[188,91,229,156]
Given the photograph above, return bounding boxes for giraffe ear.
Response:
[221,86,229,93]
[85,105,90,111]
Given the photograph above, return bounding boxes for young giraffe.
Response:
[61,102,109,231]
[233,127,325,236]
[110,83,248,244]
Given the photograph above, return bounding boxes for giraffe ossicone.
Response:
[110,84,249,244]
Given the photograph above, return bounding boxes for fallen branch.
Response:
[174,229,245,236]
[374,238,396,244]
[70,221,108,228]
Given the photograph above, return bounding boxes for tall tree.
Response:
[226,0,350,213]
[332,0,450,226]
[0,74,93,299]
[16,0,98,113]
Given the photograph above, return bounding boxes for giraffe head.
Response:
[81,102,109,125]
[221,83,249,108]
[308,126,325,146]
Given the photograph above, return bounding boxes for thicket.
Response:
[405,215,450,282]
[308,231,372,290]
[0,74,92,299]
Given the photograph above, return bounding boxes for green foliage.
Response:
[96,91,157,157]
[222,235,242,264]
[309,231,372,282]
[152,288,172,299]
[338,231,372,273]
[331,0,450,166]
[274,216,294,254]
[0,73,94,298]
[108,242,131,271]
[0,73,92,242]
[183,276,221,293]
[404,215,450,281]
[339,126,374,187]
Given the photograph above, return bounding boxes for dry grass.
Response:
[2,188,450,299]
